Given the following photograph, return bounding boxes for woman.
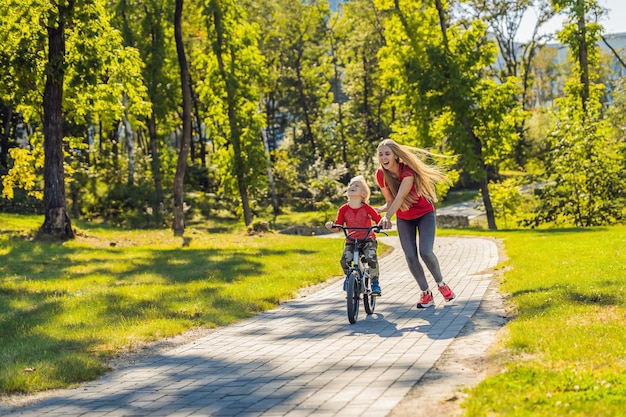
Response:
[376,138,455,308]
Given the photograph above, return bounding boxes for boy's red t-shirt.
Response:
[376,163,434,220]
[334,203,381,241]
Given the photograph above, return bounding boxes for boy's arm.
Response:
[365,204,382,223]
[325,206,344,231]
[325,221,341,232]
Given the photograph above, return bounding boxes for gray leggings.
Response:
[396,211,443,291]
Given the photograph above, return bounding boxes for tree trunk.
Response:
[0,102,12,171]
[261,129,280,216]
[294,46,316,154]
[328,29,347,165]
[123,94,135,186]
[173,0,192,236]
[147,112,164,223]
[189,75,206,167]
[212,4,253,226]
[39,15,74,240]
[460,117,497,230]
[577,0,589,112]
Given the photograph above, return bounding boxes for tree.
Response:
[39,1,76,239]
[2,0,151,228]
[334,0,392,173]
[464,0,555,167]
[198,0,267,226]
[258,0,332,161]
[376,0,523,230]
[172,0,192,235]
[528,0,625,226]
[113,0,180,224]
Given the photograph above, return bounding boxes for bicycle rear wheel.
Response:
[346,270,360,324]
[363,272,376,315]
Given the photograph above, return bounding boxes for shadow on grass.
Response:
[510,282,622,318]
[0,231,329,395]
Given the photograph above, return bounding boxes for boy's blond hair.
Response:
[347,175,371,203]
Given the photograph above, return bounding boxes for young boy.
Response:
[325,175,382,296]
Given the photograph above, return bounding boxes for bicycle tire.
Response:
[363,271,376,315]
[346,270,360,324]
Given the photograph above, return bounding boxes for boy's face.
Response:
[347,181,365,200]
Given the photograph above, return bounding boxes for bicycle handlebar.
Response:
[330,224,387,240]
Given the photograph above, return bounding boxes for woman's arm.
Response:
[379,176,414,228]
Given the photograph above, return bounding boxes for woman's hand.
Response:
[378,216,392,230]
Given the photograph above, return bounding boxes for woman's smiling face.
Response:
[378,145,398,171]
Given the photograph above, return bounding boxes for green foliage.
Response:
[0,188,42,215]
[0,1,47,120]
[525,5,626,228]
[299,157,348,210]
[191,0,268,225]
[489,177,522,228]
[2,0,624,232]
[92,183,167,228]
[64,2,151,127]
[529,104,625,226]
[374,0,523,231]
[246,219,271,235]
[330,0,393,171]
[1,135,44,201]
[269,149,300,205]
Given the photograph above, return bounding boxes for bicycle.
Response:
[331,224,387,324]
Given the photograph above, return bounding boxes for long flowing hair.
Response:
[377,139,449,211]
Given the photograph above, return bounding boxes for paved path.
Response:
[6,236,499,417]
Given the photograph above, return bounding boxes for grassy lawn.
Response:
[0,214,350,394]
[2,213,626,416]
[439,226,626,416]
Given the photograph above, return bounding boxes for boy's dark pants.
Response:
[340,240,379,281]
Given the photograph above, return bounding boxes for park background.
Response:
[1,0,625,415]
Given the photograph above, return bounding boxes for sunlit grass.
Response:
[462,226,626,416]
[0,214,352,394]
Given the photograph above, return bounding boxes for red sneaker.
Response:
[416,291,434,308]
[438,284,455,301]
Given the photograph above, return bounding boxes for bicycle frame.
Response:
[331,224,386,323]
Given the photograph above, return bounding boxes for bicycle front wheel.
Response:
[346,270,360,324]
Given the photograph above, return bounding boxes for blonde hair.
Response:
[347,175,371,203]
[377,138,448,211]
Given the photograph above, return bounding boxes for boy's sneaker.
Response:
[416,291,434,308]
[371,281,381,296]
[438,284,455,301]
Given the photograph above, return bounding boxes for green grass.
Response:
[0,214,351,394]
[456,226,626,416]
[3,213,626,415]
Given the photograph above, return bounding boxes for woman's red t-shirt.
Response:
[376,163,434,220]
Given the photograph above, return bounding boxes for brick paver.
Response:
[6,236,498,417]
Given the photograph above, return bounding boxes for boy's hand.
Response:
[325,221,335,231]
